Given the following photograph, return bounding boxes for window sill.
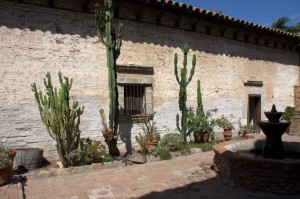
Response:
[119,114,153,122]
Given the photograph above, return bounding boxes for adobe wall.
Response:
[0,1,299,159]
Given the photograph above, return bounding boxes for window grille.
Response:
[123,84,146,116]
[118,83,152,116]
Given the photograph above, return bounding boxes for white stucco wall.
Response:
[0,1,299,159]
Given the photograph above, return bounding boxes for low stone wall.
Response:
[213,139,300,194]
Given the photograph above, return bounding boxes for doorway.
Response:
[248,95,261,133]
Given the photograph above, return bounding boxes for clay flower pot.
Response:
[194,133,209,143]
[146,140,158,152]
[223,129,232,141]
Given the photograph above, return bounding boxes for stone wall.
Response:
[0,1,299,159]
[213,139,300,194]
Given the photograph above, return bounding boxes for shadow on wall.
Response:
[0,1,298,66]
[119,121,133,155]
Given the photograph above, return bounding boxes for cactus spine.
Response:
[95,0,123,156]
[174,44,196,142]
[31,71,84,167]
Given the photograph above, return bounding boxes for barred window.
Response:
[118,84,152,116]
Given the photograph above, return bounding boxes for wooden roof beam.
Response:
[274,38,283,48]
[82,0,90,12]
[232,27,243,40]
[156,10,166,25]
[114,0,122,17]
[191,16,200,31]
[48,0,54,7]
[135,2,147,21]
[220,25,228,37]
[244,30,253,42]
[174,12,184,28]
[254,33,264,44]
[205,21,215,34]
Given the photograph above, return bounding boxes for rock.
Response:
[147,155,160,162]
[126,152,147,164]
[91,163,104,170]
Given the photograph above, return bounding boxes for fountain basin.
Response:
[258,121,290,137]
[213,139,300,194]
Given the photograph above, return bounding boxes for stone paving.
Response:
[1,134,300,199]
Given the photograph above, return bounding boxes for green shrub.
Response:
[103,155,118,162]
[160,133,186,152]
[70,138,107,166]
[151,146,172,160]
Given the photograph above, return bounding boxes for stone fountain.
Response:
[258,104,291,159]
[213,104,300,194]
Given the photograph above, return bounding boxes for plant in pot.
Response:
[281,106,297,122]
[281,106,296,133]
[216,115,235,141]
[0,143,16,186]
[135,113,160,153]
[239,124,255,138]
[187,107,218,143]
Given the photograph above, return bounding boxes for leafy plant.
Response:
[0,146,12,170]
[70,138,107,166]
[239,124,255,136]
[135,133,149,154]
[151,146,172,160]
[187,107,218,135]
[137,113,160,141]
[216,115,234,129]
[31,71,84,167]
[103,155,118,162]
[281,106,296,121]
[159,133,187,152]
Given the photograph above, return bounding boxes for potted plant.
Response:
[281,106,296,122]
[239,124,255,138]
[187,107,218,143]
[135,113,160,153]
[281,106,296,133]
[0,143,16,186]
[216,115,234,141]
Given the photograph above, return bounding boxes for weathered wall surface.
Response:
[0,1,299,159]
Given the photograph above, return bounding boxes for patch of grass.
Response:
[187,140,223,152]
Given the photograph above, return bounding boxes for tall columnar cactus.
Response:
[95,0,123,156]
[197,80,205,119]
[31,71,84,167]
[174,44,196,142]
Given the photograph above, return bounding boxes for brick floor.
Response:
[2,133,300,199]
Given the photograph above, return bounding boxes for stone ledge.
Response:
[20,147,203,180]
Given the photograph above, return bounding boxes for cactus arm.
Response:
[197,80,205,119]
[174,53,180,84]
[187,54,196,84]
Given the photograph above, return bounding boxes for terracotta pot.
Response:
[8,149,16,176]
[245,132,255,138]
[0,167,9,186]
[146,140,158,152]
[223,129,232,141]
[194,133,209,143]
